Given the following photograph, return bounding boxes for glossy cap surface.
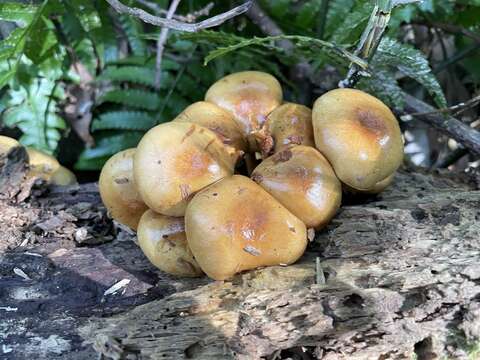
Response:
[205,71,282,138]
[174,101,247,152]
[137,210,203,277]
[252,146,341,229]
[185,175,307,280]
[134,122,240,216]
[312,88,403,190]
[99,148,148,230]
[260,103,314,155]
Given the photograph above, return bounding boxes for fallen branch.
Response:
[105,0,252,32]
[401,94,480,120]
[404,93,480,155]
[154,0,181,90]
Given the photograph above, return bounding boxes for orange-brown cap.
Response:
[174,101,247,152]
[137,210,203,277]
[257,103,314,156]
[185,175,307,280]
[99,148,148,230]
[312,88,403,190]
[205,71,282,142]
[252,145,341,229]
[134,122,241,217]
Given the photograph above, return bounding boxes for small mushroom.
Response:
[205,71,282,150]
[0,135,20,154]
[252,145,341,229]
[312,88,403,190]
[99,148,148,230]
[50,166,77,186]
[134,122,241,216]
[343,173,395,195]
[255,103,314,157]
[137,210,203,277]
[185,175,307,280]
[26,147,61,180]
[174,101,247,152]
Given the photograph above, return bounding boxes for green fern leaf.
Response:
[119,15,147,56]
[375,37,447,108]
[98,89,161,110]
[330,1,371,45]
[77,131,144,159]
[358,68,405,109]
[2,78,65,154]
[92,111,156,131]
[98,66,174,88]
[0,2,37,26]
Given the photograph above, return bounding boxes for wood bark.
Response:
[1,167,479,359]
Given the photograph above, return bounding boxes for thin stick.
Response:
[136,0,214,23]
[105,0,252,32]
[404,93,480,155]
[401,94,480,120]
[155,0,181,90]
[339,0,422,88]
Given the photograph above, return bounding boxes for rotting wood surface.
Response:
[1,163,479,359]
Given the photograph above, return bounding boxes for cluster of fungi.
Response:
[99,71,404,281]
[0,135,77,187]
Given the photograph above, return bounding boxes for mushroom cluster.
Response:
[0,135,77,186]
[99,71,404,281]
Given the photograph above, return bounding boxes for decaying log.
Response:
[1,167,479,359]
[77,168,480,360]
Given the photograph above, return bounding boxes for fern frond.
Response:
[119,14,147,56]
[91,111,156,131]
[358,68,405,109]
[78,131,144,159]
[99,66,169,88]
[376,37,447,108]
[98,89,161,110]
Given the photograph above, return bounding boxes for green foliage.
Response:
[3,77,65,154]
[375,37,447,108]
[2,0,477,170]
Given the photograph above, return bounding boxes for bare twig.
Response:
[434,148,468,169]
[136,0,214,23]
[155,0,181,90]
[339,0,422,88]
[404,93,480,155]
[401,94,480,120]
[105,0,252,32]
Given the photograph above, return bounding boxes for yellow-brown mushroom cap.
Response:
[205,71,283,141]
[174,101,247,152]
[252,145,341,229]
[134,122,241,217]
[137,210,203,277]
[50,166,77,186]
[99,148,148,230]
[185,175,307,280]
[0,135,20,155]
[312,88,403,190]
[257,103,314,156]
[343,172,395,195]
[26,147,60,180]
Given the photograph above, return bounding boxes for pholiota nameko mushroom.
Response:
[137,210,203,277]
[134,122,241,217]
[252,145,341,229]
[99,148,148,230]
[174,101,247,152]
[205,71,282,150]
[256,103,314,157]
[312,88,403,191]
[185,175,307,280]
